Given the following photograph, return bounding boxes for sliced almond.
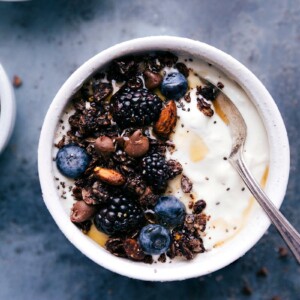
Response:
[153,100,177,138]
[94,167,125,186]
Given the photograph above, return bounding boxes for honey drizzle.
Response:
[213,99,229,125]
[189,132,209,162]
[87,224,108,247]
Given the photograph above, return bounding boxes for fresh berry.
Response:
[141,153,169,192]
[56,144,90,178]
[94,196,144,235]
[111,87,162,128]
[154,196,186,227]
[161,72,188,100]
[138,224,171,255]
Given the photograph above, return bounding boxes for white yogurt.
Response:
[53,56,269,252]
[165,59,269,250]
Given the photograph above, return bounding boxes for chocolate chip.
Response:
[94,136,115,155]
[124,130,149,158]
[143,70,163,90]
[181,175,193,193]
[70,201,97,223]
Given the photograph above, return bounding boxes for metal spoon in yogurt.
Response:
[198,75,300,263]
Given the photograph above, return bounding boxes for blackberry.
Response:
[141,153,169,192]
[94,196,144,235]
[111,87,162,128]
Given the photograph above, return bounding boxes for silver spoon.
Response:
[198,76,300,263]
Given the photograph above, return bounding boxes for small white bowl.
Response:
[38,36,289,281]
[0,64,16,154]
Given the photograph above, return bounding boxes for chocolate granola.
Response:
[55,52,211,263]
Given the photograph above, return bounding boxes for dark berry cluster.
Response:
[94,195,144,235]
[55,51,208,264]
[111,87,162,128]
[141,153,170,192]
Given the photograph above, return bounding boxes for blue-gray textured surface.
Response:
[0,1,299,299]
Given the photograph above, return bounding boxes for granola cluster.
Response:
[55,52,215,263]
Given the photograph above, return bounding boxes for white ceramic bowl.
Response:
[38,36,289,281]
[0,64,16,154]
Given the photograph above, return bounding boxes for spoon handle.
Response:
[230,154,300,264]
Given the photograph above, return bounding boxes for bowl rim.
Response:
[0,64,16,154]
[38,36,290,281]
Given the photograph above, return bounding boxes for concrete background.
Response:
[0,0,299,299]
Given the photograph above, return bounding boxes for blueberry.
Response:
[161,72,188,100]
[138,224,171,255]
[56,144,90,178]
[154,195,186,227]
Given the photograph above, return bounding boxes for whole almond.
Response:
[94,167,125,186]
[154,100,177,138]
[94,136,115,155]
